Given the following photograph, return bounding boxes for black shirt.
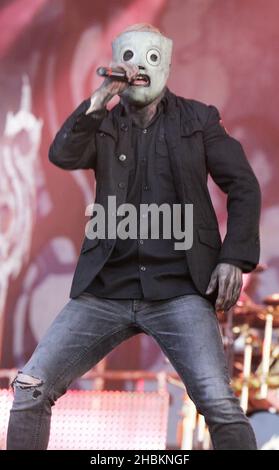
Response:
[85,96,198,300]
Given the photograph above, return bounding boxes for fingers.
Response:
[215,273,227,311]
[206,268,218,295]
[99,77,128,99]
[230,270,243,307]
[110,62,139,82]
[223,272,235,311]
[216,265,243,312]
[124,63,139,82]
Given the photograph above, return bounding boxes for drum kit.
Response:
[176,265,279,450]
[222,293,279,407]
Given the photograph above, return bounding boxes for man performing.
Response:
[7,23,261,450]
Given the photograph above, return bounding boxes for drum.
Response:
[249,410,279,449]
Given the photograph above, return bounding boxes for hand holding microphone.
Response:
[85,63,139,114]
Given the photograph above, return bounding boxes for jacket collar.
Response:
[97,87,200,139]
[164,88,203,136]
[163,87,177,116]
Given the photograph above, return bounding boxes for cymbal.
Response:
[232,374,279,392]
[228,300,266,326]
[234,300,264,316]
[216,299,259,321]
[251,310,279,329]
[226,295,279,327]
[263,293,279,308]
[217,292,279,327]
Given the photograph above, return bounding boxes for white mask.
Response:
[112,31,173,105]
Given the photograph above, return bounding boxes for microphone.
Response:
[96,66,127,80]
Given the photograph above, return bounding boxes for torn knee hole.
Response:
[15,373,43,388]
[12,373,44,398]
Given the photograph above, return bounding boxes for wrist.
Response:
[86,89,110,114]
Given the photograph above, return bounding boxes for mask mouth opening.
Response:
[131,74,150,87]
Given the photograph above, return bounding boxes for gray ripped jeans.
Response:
[7,293,257,450]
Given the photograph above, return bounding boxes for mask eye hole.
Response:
[146,49,161,65]
[123,50,134,61]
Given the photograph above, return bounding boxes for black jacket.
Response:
[49,88,261,299]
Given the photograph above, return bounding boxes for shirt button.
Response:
[143,185,150,191]
[140,266,146,271]
[118,182,126,189]
[139,239,144,245]
[118,154,127,162]
[142,129,147,134]
[63,132,68,139]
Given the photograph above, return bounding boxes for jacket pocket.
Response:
[80,236,100,254]
[198,228,221,250]
[155,139,170,175]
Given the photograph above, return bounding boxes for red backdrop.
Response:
[0,0,278,376]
